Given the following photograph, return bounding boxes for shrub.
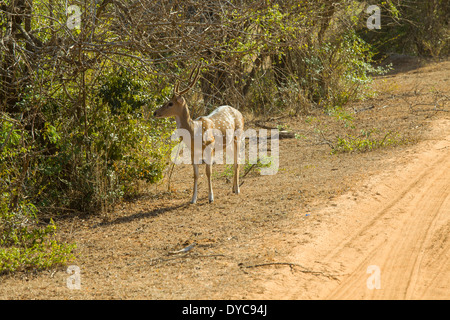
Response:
[0,199,76,274]
[332,130,405,154]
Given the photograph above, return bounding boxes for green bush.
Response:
[0,199,76,274]
[3,67,175,213]
[0,67,174,273]
[332,130,405,154]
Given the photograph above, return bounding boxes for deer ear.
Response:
[175,95,185,104]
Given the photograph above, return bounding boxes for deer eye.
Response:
[168,102,173,107]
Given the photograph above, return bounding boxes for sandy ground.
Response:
[251,117,450,299]
[0,57,449,300]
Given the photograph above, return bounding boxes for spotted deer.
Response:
[153,64,244,204]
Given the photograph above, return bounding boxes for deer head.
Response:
[153,64,201,119]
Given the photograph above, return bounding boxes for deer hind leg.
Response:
[232,138,240,195]
[191,164,199,204]
[206,164,214,203]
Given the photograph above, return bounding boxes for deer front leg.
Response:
[191,163,199,204]
[206,164,214,203]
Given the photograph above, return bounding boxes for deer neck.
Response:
[174,103,195,135]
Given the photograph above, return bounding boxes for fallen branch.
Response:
[417,108,449,113]
[240,262,341,281]
[278,131,296,139]
[149,253,225,266]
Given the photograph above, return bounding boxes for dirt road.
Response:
[253,119,450,300]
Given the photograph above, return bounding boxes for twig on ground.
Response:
[240,262,341,281]
[149,253,225,266]
[317,130,335,149]
[239,163,256,187]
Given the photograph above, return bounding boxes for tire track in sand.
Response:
[325,136,450,299]
[250,120,450,300]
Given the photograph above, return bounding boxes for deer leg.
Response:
[233,139,240,195]
[191,164,199,204]
[206,164,214,203]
